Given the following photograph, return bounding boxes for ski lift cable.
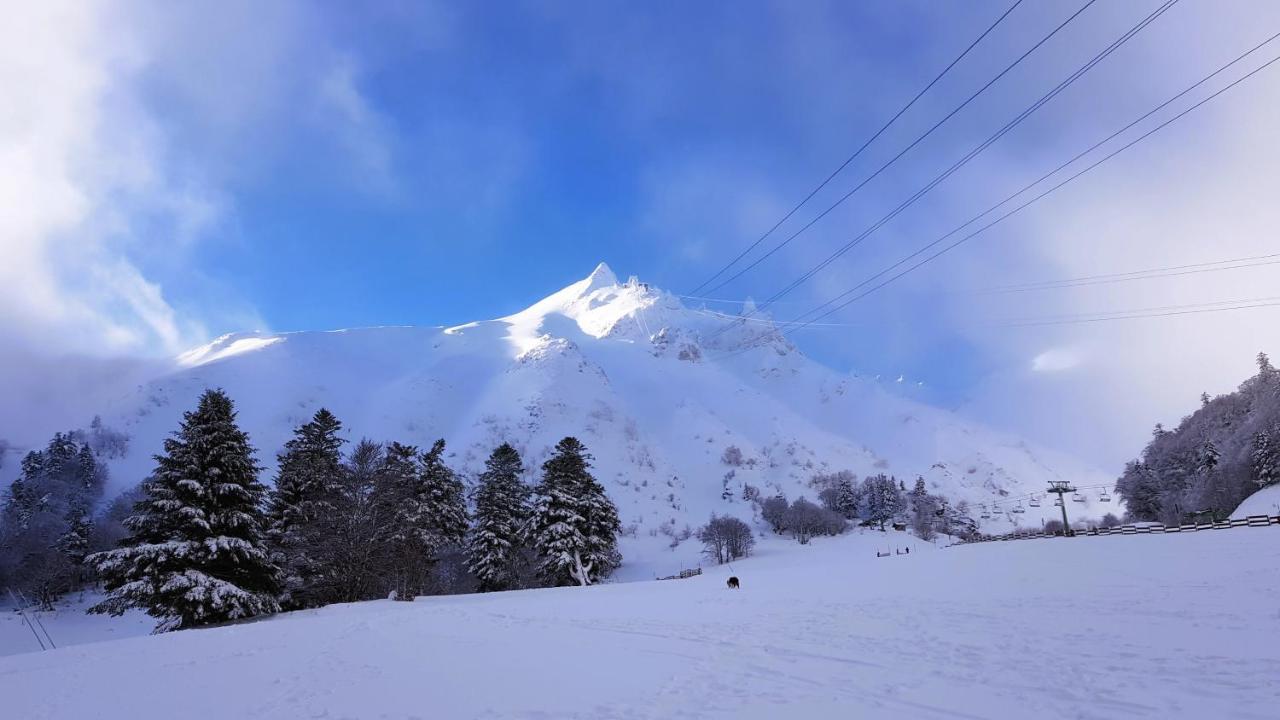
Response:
[768,28,1280,336]
[689,0,1034,295]
[703,26,1280,362]
[707,0,1176,339]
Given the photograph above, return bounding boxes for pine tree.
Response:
[418,439,469,549]
[89,389,280,632]
[1,433,106,606]
[466,443,530,592]
[530,437,620,586]
[862,474,905,530]
[266,408,346,608]
[56,500,93,584]
[909,477,936,540]
[374,441,428,600]
[1252,428,1280,488]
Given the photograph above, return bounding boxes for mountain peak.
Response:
[584,261,618,290]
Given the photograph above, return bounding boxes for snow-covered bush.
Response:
[784,497,846,544]
[721,445,744,467]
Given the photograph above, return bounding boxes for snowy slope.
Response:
[1230,484,1280,519]
[3,527,1277,718]
[89,263,1114,556]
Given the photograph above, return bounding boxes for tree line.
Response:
[697,472,978,565]
[1,389,621,632]
[1117,352,1280,523]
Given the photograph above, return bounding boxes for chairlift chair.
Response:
[1071,492,1085,503]
[1099,489,1112,502]
[1028,496,1041,508]
[1012,502,1026,514]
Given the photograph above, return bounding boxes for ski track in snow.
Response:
[2,528,1278,719]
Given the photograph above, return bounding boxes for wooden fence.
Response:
[656,567,703,581]
[953,514,1280,546]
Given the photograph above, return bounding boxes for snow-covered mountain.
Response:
[90,263,1113,542]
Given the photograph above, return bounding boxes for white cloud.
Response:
[1031,348,1081,373]
[317,57,396,194]
[0,1,218,356]
[0,0,400,361]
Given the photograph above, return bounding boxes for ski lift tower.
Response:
[1046,481,1076,535]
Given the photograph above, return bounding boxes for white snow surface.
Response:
[3,527,1278,719]
[86,264,1113,551]
[1230,484,1280,519]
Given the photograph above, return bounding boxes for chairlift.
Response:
[1071,492,1085,503]
[1053,498,1063,507]
[1012,502,1026,514]
[979,504,991,519]
[1099,489,1112,503]
[1028,496,1041,508]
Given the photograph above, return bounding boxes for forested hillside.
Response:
[1117,353,1280,522]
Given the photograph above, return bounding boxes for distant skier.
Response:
[727,576,740,589]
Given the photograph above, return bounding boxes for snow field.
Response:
[2,526,1277,719]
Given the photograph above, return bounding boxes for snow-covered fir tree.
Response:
[373,439,466,600]
[815,470,859,519]
[1252,426,1280,488]
[862,474,905,530]
[266,408,346,609]
[418,439,469,549]
[530,437,621,587]
[374,442,427,600]
[88,389,280,632]
[466,443,531,592]
[908,477,937,540]
[0,432,106,606]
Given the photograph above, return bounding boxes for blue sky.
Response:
[4,0,1280,467]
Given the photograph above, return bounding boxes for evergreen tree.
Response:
[89,389,280,632]
[530,437,621,586]
[466,443,530,592]
[1252,427,1280,488]
[862,474,905,530]
[266,408,346,609]
[909,477,937,540]
[324,440,388,603]
[418,439,469,549]
[0,433,105,606]
[815,470,858,519]
[374,441,429,600]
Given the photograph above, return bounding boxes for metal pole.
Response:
[16,588,55,649]
[7,588,45,652]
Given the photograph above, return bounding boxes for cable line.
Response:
[972,251,1280,293]
[704,0,1174,344]
[1002,295,1280,327]
[795,48,1280,329]
[706,43,1280,361]
[689,0,1028,295]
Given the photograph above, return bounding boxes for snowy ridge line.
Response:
[953,515,1280,545]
